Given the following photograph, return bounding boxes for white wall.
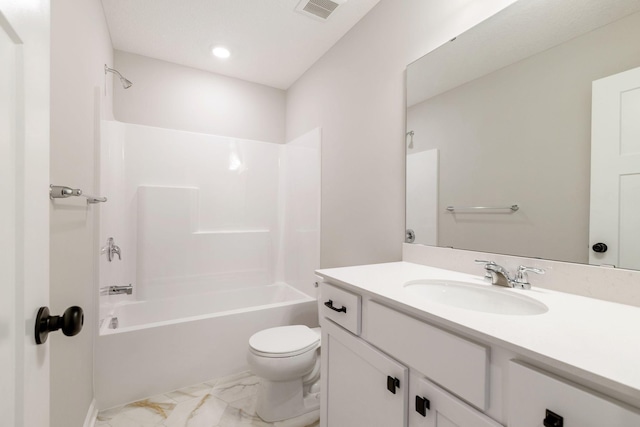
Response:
[50,0,113,425]
[286,0,516,268]
[113,50,286,143]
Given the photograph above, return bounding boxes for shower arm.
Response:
[105,65,123,79]
[104,64,133,93]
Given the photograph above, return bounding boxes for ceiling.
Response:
[101,0,381,90]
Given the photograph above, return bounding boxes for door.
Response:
[321,320,408,427]
[406,149,439,245]
[0,1,50,426]
[590,66,640,269]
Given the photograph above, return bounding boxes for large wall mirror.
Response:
[406,0,640,269]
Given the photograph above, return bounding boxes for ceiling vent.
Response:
[296,0,346,21]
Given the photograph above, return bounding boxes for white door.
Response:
[406,149,439,246]
[0,1,50,426]
[590,66,640,269]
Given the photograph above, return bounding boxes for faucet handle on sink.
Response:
[475,260,496,280]
[514,265,545,289]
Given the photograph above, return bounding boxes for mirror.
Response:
[406,0,640,269]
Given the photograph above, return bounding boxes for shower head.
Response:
[104,64,133,89]
[120,77,133,89]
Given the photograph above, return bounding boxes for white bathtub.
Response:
[95,283,318,409]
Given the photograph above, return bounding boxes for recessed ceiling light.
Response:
[212,47,231,59]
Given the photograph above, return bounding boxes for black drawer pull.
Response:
[324,300,347,313]
[387,376,400,394]
[543,409,563,427]
[415,395,430,416]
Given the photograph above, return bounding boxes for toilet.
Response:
[247,325,321,422]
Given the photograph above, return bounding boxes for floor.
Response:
[96,372,320,427]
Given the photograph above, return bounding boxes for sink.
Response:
[403,279,548,315]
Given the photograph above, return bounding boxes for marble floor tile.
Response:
[163,394,228,427]
[97,371,320,427]
[165,383,215,403]
[211,374,261,404]
[98,395,177,426]
[217,405,272,427]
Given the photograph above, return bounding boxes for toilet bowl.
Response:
[247,325,321,422]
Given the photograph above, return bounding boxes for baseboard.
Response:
[83,398,98,427]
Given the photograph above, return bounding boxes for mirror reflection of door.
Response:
[406,148,439,246]
[590,66,640,269]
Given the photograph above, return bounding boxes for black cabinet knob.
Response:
[35,306,84,344]
[415,395,430,416]
[592,243,608,253]
[543,409,563,427]
[387,376,400,394]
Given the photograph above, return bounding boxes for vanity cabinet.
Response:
[322,320,408,427]
[318,278,640,427]
[410,375,501,427]
[366,301,488,410]
[319,282,496,427]
[508,361,640,426]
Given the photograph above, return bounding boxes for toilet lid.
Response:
[249,325,320,356]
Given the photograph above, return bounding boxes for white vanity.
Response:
[316,261,640,427]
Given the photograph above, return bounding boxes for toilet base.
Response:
[256,377,321,422]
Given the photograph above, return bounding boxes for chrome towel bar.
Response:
[446,204,519,212]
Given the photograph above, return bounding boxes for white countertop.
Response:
[316,261,640,405]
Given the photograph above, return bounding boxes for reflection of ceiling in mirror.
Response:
[407,0,640,107]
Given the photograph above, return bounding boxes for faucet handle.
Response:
[475,260,496,280]
[514,265,545,288]
[101,237,122,262]
[112,245,122,260]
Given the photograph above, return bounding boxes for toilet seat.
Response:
[249,325,320,358]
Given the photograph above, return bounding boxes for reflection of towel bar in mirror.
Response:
[446,205,519,212]
[50,185,107,204]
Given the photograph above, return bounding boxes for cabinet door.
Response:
[321,319,408,427]
[508,361,640,426]
[410,376,503,427]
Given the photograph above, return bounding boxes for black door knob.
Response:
[35,306,84,344]
[592,243,608,253]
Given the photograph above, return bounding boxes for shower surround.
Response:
[96,121,321,408]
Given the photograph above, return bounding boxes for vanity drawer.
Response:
[508,361,640,426]
[319,282,361,335]
[366,301,488,410]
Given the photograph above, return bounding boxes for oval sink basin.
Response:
[404,280,548,315]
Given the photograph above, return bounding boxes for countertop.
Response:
[316,261,640,405]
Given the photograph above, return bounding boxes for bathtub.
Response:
[95,283,318,409]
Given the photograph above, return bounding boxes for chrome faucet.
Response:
[100,284,133,296]
[101,237,122,262]
[478,261,544,290]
